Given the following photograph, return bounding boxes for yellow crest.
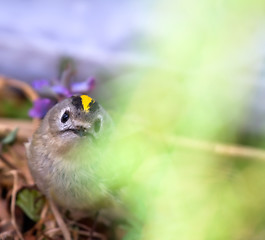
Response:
[80,95,95,112]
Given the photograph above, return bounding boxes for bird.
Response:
[26,95,117,215]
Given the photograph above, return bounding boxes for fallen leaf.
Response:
[16,188,45,222]
[2,128,18,145]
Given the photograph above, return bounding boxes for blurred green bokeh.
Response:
[0,98,31,119]
[90,1,265,239]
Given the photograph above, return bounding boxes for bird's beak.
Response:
[73,125,95,139]
[61,119,96,140]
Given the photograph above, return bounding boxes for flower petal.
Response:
[32,79,50,90]
[28,98,55,118]
[70,77,95,93]
[52,85,71,97]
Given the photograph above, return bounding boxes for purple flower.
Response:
[29,74,96,118]
[32,79,50,91]
[52,85,71,97]
[29,98,56,118]
[71,77,95,93]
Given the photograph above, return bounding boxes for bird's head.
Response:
[38,95,113,155]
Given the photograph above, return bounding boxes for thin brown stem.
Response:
[9,170,24,240]
[166,135,265,160]
[49,200,72,240]
[0,154,17,170]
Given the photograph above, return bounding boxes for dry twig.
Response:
[167,136,265,161]
[9,170,24,240]
[0,76,38,102]
[0,229,16,239]
[0,118,36,142]
[0,75,40,135]
[49,199,72,240]
[0,154,17,170]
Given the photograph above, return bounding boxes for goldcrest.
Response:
[26,95,115,213]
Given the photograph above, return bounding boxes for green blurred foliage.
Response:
[0,99,31,119]
[77,0,265,239]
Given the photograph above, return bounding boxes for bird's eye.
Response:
[94,119,101,133]
[61,111,70,123]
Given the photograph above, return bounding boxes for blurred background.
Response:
[2,0,265,240]
[0,0,153,81]
[0,0,155,119]
[1,0,265,143]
